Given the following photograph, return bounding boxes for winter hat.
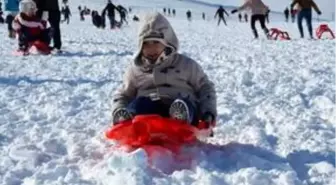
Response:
[19,0,37,14]
[134,12,179,68]
[142,31,169,47]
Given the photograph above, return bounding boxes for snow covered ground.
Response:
[0,0,335,185]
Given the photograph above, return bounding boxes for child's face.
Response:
[142,41,166,61]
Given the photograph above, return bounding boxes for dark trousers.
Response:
[19,28,51,50]
[6,14,15,31]
[217,17,227,25]
[63,15,70,24]
[108,15,115,29]
[120,16,128,25]
[251,14,269,38]
[48,11,62,49]
[126,97,198,125]
[297,9,313,38]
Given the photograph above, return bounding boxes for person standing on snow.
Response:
[102,0,120,29]
[0,1,4,23]
[62,5,71,24]
[117,4,128,26]
[284,7,290,22]
[214,6,229,26]
[186,10,191,21]
[265,9,270,23]
[290,0,321,38]
[244,13,248,22]
[33,0,62,51]
[231,0,270,39]
[111,12,217,128]
[4,0,20,38]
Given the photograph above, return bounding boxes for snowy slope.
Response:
[0,0,335,185]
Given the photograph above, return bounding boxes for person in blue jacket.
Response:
[4,0,20,38]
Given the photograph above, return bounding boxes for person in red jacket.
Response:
[12,0,50,52]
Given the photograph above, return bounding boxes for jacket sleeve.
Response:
[12,16,21,31]
[111,66,137,114]
[224,9,229,16]
[102,5,108,15]
[310,0,321,14]
[290,0,299,9]
[214,9,218,18]
[237,1,250,12]
[191,61,217,117]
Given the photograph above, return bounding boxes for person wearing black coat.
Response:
[102,0,120,29]
[214,6,229,26]
[33,0,62,51]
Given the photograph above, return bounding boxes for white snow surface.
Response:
[0,0,335,185]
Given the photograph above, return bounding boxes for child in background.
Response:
[12,0,51,52]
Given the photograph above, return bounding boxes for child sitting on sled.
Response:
[12,0,51,53]
[112,12,217,128]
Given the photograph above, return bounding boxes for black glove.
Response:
[112,108,133,125]
[231,9,238,14]
[317,11,322,15]
[201,112,215,128]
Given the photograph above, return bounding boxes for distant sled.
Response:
[316,24,335,39]
[268,28,291,40]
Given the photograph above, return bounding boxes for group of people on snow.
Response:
[210,0,322,39]
[2,0,131,53]
[163,8,176,17]
[79,0,129,29]
[175,0,323,39]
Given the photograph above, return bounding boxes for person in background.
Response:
[12,0,50,52]
[4,0,20,38]
[117,4,128,26]
[291,0,321,38]
[214,6,229,26]
[62,4,71,24]
[102,0,120,29]
[186,10,191,21]
[33,0,62,52]
[232,0,270,39]
[244,13,248,22]
[284,7,289,22]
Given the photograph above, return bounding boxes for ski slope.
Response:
[0,0,335,185]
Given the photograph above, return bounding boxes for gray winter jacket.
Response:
[112,12,217,117]
[237,0,269,15]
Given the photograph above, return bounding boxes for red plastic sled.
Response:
[105,115,213,153]
[269,28,291,40]
[316,24,335,39]
[13,40,51,56]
